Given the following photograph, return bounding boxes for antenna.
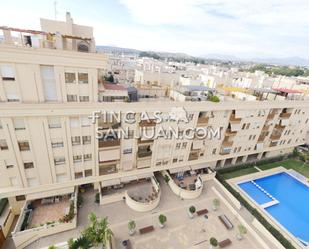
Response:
[54,1,58,20]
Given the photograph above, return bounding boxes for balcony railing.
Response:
[229,114,241,123]
[270,133,281,140]
[279,112,292,119]
[197,116,209,126]
[137,150,152,158]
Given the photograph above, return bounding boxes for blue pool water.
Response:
[238,172,309,243]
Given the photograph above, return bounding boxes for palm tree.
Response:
[48,245,57,249]
[83,212,113,249]
[212,198,220,211]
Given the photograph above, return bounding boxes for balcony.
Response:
[197,116,209,126]
[225,128,237,136]
[262,125,270,131]
[99,139,120,148]
[229,113,241,123]
[188,151,199,161]
[267,112,276,120]
[270,133,281,140]
[99,162,118,175]
[162,170,203,199]
[140,119,156,128]
[279,112,292,119]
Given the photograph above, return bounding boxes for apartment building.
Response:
[1,13,309,248]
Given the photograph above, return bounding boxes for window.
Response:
[15,195,26,201]
[176,143,181,149]
[75,172,83,179]
[6,164,14,169]
[51,141,64,148]
[78,73,88,84]
[67,94,77,102]
[71,136,81,146]
[41,65,57,101]
[24,162,34,169]
[48,117,61,128]
[79,96,89,102]
[65,72,76,83]
[70,117,80,128]
[18,141,30,151]
[84,154,92,161]
[85,169,92,177]
[0,139,8,150]
[82,135,91,145]
[212,148,216,155]
[13,118,26,130]
[123,148,132,154]
[73,155,82,163]
[1,65,15,81]
[54,157,65,165]
[173,158,177,163]
[182,142,187,149]
[0,120,2,129]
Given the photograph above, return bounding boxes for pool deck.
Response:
[228,167,309,249]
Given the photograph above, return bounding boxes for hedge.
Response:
[215,173,296,249]
[216,155,289,175]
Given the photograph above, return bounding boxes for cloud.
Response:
[118,0,309,58]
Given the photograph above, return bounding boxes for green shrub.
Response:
[164,174,170,183]
[189,206,196,214]
[59,201,75,223]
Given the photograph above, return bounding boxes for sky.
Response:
[1,0,309,59]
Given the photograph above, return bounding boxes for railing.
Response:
[125,177,161,212]
[137,150,152,158]
[279,112,292,119]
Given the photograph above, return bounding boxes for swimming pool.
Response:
[238,172,309,244]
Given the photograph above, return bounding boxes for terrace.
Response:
[100,176,161,212]
[12,190,78,249]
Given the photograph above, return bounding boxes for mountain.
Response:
[202,53,309,67]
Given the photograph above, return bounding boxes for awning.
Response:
[169,166,190,174]
[101,178,121,187]
[26,186,74,201]
[190,163,207,170]
[136,172,153,179]
[120,175,138,182]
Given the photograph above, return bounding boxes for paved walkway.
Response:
[3,175,280,249]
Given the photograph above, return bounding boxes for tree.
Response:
[105,74,114,83]
[48,245,57,249]
[128,220,136,235]
[188,206,196,218]
[82,212,113,248]
[237,224,247,240]
[210,237,218,248]
[212,198,220,211]
[158,214,167,228]
[68,236,92,249]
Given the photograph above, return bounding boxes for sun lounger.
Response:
[196,209,208,216]
[218,215,233,230]
[139,225,154,234]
